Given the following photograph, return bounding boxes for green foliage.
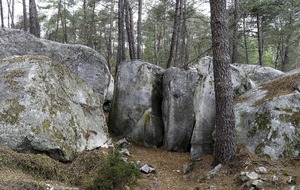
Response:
[89,151,140,190]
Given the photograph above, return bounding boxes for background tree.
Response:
[29,0,40,37]
[210,0,236,165]
[0,0,4,28]
[22,0,28,31]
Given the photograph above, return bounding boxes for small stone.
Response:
[183,162,193,174]
[240,175,249,182]
[252,179,263,186]
[182,174,190,180]
[140,164,155,174]
[287,176,295,185]
[246,172,260,180]
[119,148,130,156]
[116,138,129,148]
[206,164,222,180]
[290,185,298,190]
[255,166,268,174]
[272,175,279,182]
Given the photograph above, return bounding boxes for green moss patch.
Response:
[0,98,25,125]
[254,73,300,106]
[4,69,26,91]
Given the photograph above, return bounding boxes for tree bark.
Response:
[29,0,40,38]
[0,0,4,28]
[257,13,263,66]
[210,0,236,165]
[107,0,114,70]
[242,16,249,64]
[22,0,28,31]
[124,0,136,60]
[231,0,239,63]
[116,0,126,74]
[167,0,180,68]
[137,0,142,59]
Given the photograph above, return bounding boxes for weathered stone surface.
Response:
[190,57,253,159]
[235,72,300,160]
[0,28,112,103]
[0,55,110,161]
[109,60,164,147]
[233,63,284,86]
[162,67,200,151]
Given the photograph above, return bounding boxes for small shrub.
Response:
[89,151,140,190]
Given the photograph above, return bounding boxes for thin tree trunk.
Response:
[29,0,40,37]
[231,0,239,63]
[22,0,28,31]
[124,0,136,60]
[0,0,4,28]
[243,16,249,64]
[137,0,142,59]
[257,13,263,66]
[11,0,14,28]
[281,34,291,71]
[55,0,62,41]
[175,0,183,67]
[116,0,126,74]
[210,0,236,165]
[107,0,114,70]
[62,0,68,43]
[167,0,180,68]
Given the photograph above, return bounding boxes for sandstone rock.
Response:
[233,63,284,86]
[109,60,164,147]
[0,55,110,161]
[0,28,112,104]
[162,67,200,151]
[235,72,300,160]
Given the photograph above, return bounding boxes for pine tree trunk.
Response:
[210,0,236,165]
[0,0,4,28]
[107,0,114,70]
[167,0,180,68]
[231,0,239,63]
[124,0,136,60]
[22,0,28,31]
[137,0,142,59]
[29,0,40,38]
[116,0,126,74]
[243,16,249,64]
[257,14,263,66]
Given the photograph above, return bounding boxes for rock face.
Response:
[0,55,110,161]
[109,61,164,147]
[162,67,200,151]
[190,57,216,158]
[235,72,300,159]
[233,63,284,86]
[0,28,112,103]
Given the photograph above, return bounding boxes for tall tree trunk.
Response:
[124,0,136,60]
[29,0,40,38]
[210,0,236,165]
[175,0,184,67]
[55,0,62,41]
[0,0,4,28]
[22,0,28,31]
[167,0,180,68]
[137,0,142,59]
[116,0,126,74]
[231,0,239,63]
[243,16,249,64]
[62,0,68,43]
[281,34,292,71]
[11,0,14,28]
[256,14,263,66]
[107,0,114,70]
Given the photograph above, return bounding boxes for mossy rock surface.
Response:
[235,71,300,160]
[0,55,110,161]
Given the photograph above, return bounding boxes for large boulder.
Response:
[233,63,284,86]
[0,55,110,161]
[190,58,216,158]
[162,67,200,152]
[109,61,164,147]
[235,71,300,159]
[0,28,112,103]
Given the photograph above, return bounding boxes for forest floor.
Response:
[0,139,299,190]
[128,141,300,190]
